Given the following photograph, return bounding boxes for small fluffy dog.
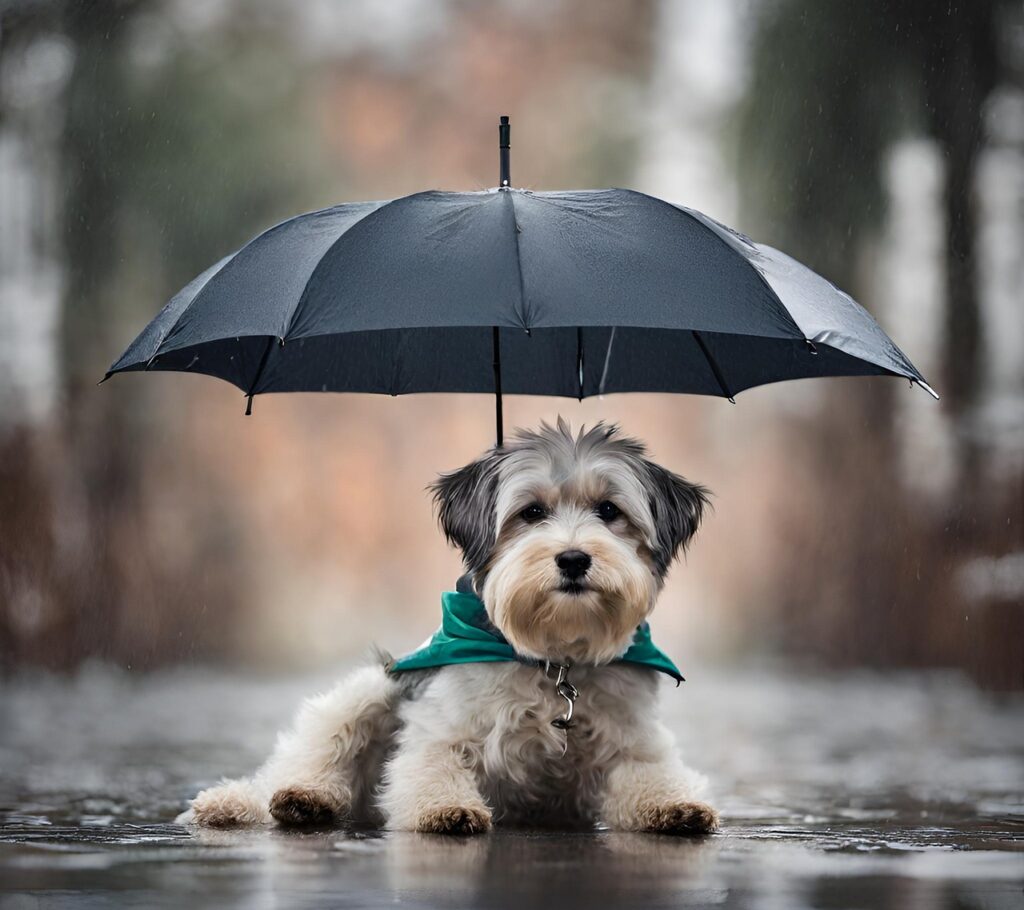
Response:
[181,420,717,835]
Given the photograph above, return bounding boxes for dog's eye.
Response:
[596,500,621,522]
[520,503,547,523]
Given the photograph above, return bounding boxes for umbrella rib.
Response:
[277,197,400,342]
[506,191,528,329]
[126,254,235,377]
[620,189,805,340]
[691,331,736,403]
[597,327,617,395]
[576,327,584,401]
[244,336,277,415]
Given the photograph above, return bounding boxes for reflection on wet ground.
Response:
[1,664,1021,908]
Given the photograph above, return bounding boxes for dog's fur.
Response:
[180,419,717,835]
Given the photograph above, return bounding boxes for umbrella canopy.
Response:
[107,116,935,444]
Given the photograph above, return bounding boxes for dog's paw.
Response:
[188,781,269,828]
[639,801,719,836]
[415,805,492,836]
[269,787,346,828]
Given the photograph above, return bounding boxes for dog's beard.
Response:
[481,529,658,665]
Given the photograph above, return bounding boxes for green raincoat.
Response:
[388,590,683,683]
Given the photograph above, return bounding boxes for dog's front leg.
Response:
[600,719,718,836]
[260,663,399,827]
[379,739,492,835]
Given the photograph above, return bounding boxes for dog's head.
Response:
[430,419,709,665]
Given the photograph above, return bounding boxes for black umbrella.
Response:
[106,116,936,444]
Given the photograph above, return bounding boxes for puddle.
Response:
[1,664,1021,908]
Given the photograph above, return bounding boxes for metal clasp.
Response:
[545,662,578,730]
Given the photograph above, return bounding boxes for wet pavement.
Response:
[1,663,1022,908]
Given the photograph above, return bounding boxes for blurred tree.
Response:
[738,0,1004,456]
[55,0,148,665]
[0,0,327,668]
[735,0,1021,686]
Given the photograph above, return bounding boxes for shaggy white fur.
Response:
[180,421,717,835]
[182,660,715,834]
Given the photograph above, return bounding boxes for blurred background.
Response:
[1,0,1022,688]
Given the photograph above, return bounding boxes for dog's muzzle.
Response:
[556,550,592,595]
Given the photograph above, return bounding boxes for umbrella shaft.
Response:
[492,326,503,448]
[495,113,510,446]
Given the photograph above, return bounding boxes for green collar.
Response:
[388,590,683,684]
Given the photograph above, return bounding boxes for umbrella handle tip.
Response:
[499,116,511,187]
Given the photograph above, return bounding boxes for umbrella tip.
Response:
[245,394,254,416]
[912,378,940,401]
[499,116,511,188]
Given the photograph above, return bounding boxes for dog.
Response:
[180,419,717,835]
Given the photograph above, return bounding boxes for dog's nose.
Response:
[555,550,592,580]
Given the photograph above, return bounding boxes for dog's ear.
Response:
[642,462,710,574]
[429,451,503,573]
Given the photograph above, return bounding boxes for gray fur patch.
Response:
[429,449,504,574]
[640,461,710,574]
[388,666,442,701]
